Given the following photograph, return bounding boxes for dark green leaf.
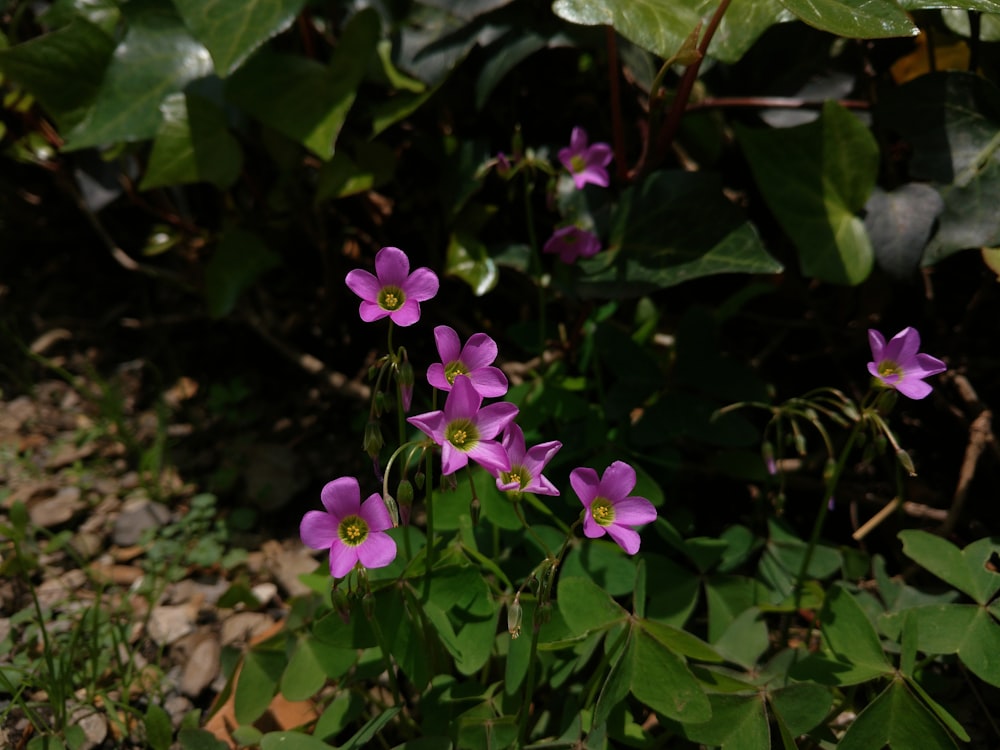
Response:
[899,0,1000,10]
[767,682,834,736]
[778,0,916,37]
[681,693,770,748]
[865,184,943,279]
[712,607,768,669]
[577,170,781,298]
[837,680,960,750]
[0,18,114,131]
[204,228,281,318]
[144,703,173,750]
[899,530,1000,604]
[173,0,308,76]
[140,92,242,190]
[63,0,213,150]
[315,141,395,202]
[878,73,1000,263]
[225,8,379,158]
[557,576,629,635]
[593,626,634,726]
[260,732,335,750]
[640,618,723,663]
[630,628,712,722]
[177,729,229,750]
[819,583,892,676]
[280,636,330,701]
[736,101,878,284]
[234,649,285,725]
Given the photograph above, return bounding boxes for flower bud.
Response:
[374,391,387,416]
[382,493,400,527]
[762,442,777,475]
[470,497,481,526]
[362,591,376,620]
[414,471,426,490]
[895,448,916,477]
[330,586,351,622]
[397,361,415,412]
[364,421,384,458]
[507,595,523,639]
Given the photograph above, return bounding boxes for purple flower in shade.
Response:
[543,226,602,264]
[407,375,518,475]
[300,477,397,578]
[344,246,439,327]
[570,461,657,555]
[558,126,613,190]
[427,325,508,398]
[493,424,562,496]
[867,327,947,400]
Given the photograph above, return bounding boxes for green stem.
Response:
[791,420,864,615]
[516,610,542,748]
[523,172,546,350]
[512,500,553,556]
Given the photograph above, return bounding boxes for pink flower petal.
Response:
[434,326,462,362]
[474,402,519,440]
[390,299,422,327]
[403,267,440,302]
[300,510,338,550]
[426,363,451,391]
[613,496,657,526]
[374,246,410,286]
[360,492,393,532]
[443,376,483,420]
[605,523,642,555]
[462,333,499,370]
[345,269,380,301]
[320,477,360,517]
[570,467,600,506]
[598,461,637,502]
[467,439,511,474]
[329,542,359,578]
[357,532,397,569]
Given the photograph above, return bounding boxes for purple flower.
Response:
[570,461,657,555]
[558,126,613,190]
[867,327,946,400]
[300,477,397,578]
[407,375,518,475]
[427,326,508,398]
[344,246,439,327]
[543,226,601,264]
[493,424,561,496]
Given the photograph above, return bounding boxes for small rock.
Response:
[37,569,87,609]
[28,486,84,528]
[69,704,108,750]
[220,612,276,647]
[269,543,320,598]
[112,500,171,546]
[147,603,197,646]
[251,583,278,606]
[177,632,222,697]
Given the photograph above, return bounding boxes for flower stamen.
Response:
[338,514,370,547]
[590,497,615,527]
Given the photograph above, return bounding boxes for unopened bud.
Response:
[362,591,376,620]
[793,432,807,455]
[496,151,512,177]
[398,361,415,412]
[822,458,836,484]
[330,586,350,623]
[507,595,523,639]
[470,497,481,526]
[762,442,777,475]
[383,493,400,527]
[414,471,426,490]
[374,391,387,416]
[397,479,414,508]
[364,421,384,458]
[895,448,916,477]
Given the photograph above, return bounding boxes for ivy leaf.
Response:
[224,8,379,159]
[737,100,878,285]
[61,0,212,151]
[879,72,1000,264]
[865,184,944,279]
[777,0,916,38]
[173,0,308,76]
[0,18,115,131]
[140,92,242,190]
[576,170,781,298]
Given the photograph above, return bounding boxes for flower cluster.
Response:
[867,326,946,400]
[300,246,658,580]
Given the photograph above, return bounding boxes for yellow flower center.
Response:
[379,285,405,311]
[444,361,469,385]
[877,359,903,382]
[570,154,586,173]
[445,419,478,451]
[338,515,369,547]
[590,497,615,527]
[502,464,531,492]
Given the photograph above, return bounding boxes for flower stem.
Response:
[522,172,546,350]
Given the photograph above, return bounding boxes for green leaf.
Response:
[314,692,365,742]
[557,576,629,635]
[593,626,634,726]
[172,0,308,76]
[0,18,115,131]
[177,729,229,750]
[837,680,960,750]
[445,231,499,296]
[260,731,336,750]
[341,707,401,750]
[562,539,638,597]
[736,100,879,285]
[777,0,916,37]
[899,0,1000,11]
[62,0,213,150]
[630,628,712,723]
[315,141,395,201]
[878,73,1000,263]
[280,636,330,701]
[224,8,379,158]
[140,92,242,190]
[819,583,892,676]
[144,703,173,750]
[903,676,971,742]
[577,170,782,298]
[712,607,768,669]
[640,618,723,662]
[767,682,834,736]
[234,648,285,725]
[681,693,770,748]
[312,607,378,649]
[204,228,281,318]
[899,530,1000,604]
